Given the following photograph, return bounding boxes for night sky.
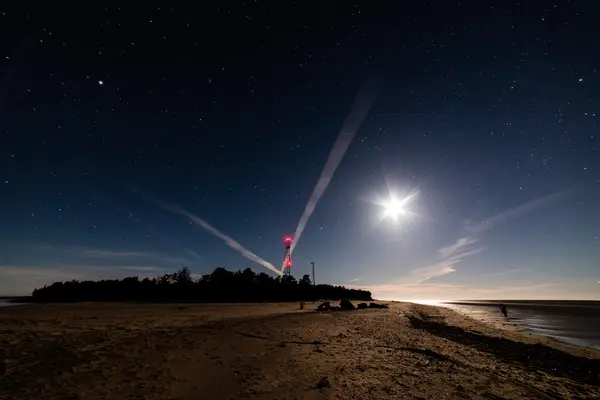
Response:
[1,3,599,299]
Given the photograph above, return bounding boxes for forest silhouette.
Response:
[30,267,372,303]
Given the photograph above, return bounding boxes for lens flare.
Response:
[382,198,407,220]
[382,194,415,221]
[374,189,419,224]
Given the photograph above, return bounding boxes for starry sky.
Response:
[1,3,599,299]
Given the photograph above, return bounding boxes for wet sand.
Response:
[1,302,599,399]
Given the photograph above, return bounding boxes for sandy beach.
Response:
[1,302,599,399]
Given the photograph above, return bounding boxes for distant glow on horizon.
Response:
[405,299,444,305]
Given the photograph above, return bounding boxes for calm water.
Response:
[0,299,23,307]
[442,300,600,350]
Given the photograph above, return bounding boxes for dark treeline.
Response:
[30,267,372,303]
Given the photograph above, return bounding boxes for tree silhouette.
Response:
[299,274,312,286]
[30,266,371,303]
[175,266,192,284]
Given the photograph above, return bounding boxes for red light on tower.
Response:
[283,235,293,275]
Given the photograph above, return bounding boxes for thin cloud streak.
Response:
[410,192,565,285]
[68,246,199,266]
[119,266,165,272]
[346,277,363,283]
[466,191,566,234]
[72,247,157,258]
[352,190,572,299]
[483,268,526,277]
[412,265,456,284]
[183,248,204,263]
[409,236,483,284]
[438,237,478,258]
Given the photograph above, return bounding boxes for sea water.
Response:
[442,300,600,350]
[0,299,24,308]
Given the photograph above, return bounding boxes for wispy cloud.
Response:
[347,237,482,292]
[465,191,565,234]
[438,237,478,258]
[65,246,199,266]
[409,236,483,284]
[157,255,199,265]
[72,247,157,258]
[119,266,165,272]
[411,265,457,283]
[483,268,526,277]
[346,277,363,283]
[183,248,204,262]
[409,193,566,285]
[353,191,570,299]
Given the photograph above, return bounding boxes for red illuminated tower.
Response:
[283,235,293,276]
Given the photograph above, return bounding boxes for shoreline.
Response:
[2,302,599,399]
[436,300,600,351]
[447,305,583,351]
[418,302,600,356]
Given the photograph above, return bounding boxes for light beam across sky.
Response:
[289,79,380,260]
[157,201,282,276]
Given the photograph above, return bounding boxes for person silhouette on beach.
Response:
[499,303,508,317]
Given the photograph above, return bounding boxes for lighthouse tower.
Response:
[282,236,293,276]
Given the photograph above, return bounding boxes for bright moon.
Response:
[383,198,407,220]
[376,191,418,222]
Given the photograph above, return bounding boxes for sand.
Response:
[2,302,599,399]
